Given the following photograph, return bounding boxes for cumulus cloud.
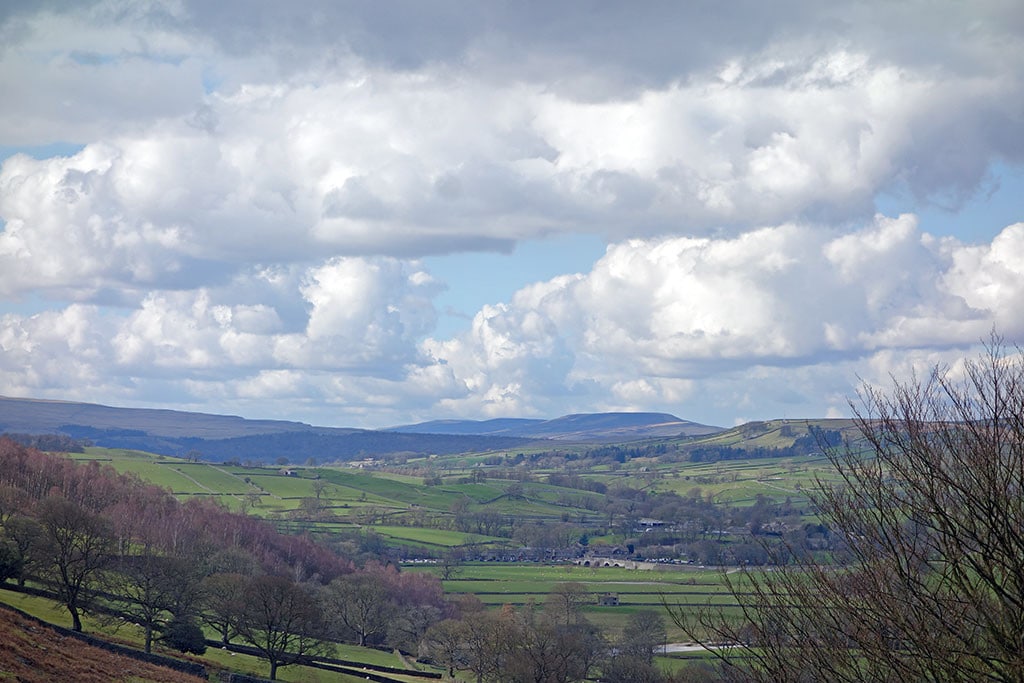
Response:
[418,216,1010,422]
[0,215,1020,426]
[3,48,1022,302]
[2,2,1023,426]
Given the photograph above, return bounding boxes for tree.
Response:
[505,611,604,683]
[460,609,518,683]
[0,537,22,584]
[0,484,27,526]
[111,553,189,652]
[438,548,465,581]
[1,515,40,586]
[668,340,1024,682]
[323,571,394,646]
[236,575,326,680]
[200,572,249,645]
[161,614,207,654]
[420,618,469,678]
[544,582,589,626]
[35,496,114,631]
[616,609,666,664]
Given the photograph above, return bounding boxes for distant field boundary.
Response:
[0,597,209,680]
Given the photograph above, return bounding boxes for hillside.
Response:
[663,417,861,461]
[0,603,204,683]
[0,395,349,438]
[1,396,725,461]
[389,412,722,441]
[0,395,536,462]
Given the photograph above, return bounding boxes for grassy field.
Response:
[402,562,746,642]
[0,586,440,683]
[60,445,836,653]
[72,445,835,519]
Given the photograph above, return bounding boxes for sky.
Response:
[1,1,1023,429]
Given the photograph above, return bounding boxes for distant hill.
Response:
[0,395,333,439]
[0,396,724,461]
[387,417,545,436]
[665,418,862,462]
[0,395,533,462]
[389,412,723,441]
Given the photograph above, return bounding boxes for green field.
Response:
[58,444,838,653]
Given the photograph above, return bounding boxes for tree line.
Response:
[420,582,677,683]
[0,439,455,679]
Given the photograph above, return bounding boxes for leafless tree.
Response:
[666,339,1024,682]
[34,496,114,631]
[110,553,190,652]
[544,582,590,626]
[236,574,327,680]
[200,572,249,645]
[323,571,394,646]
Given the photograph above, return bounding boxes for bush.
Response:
[161,615,207,655]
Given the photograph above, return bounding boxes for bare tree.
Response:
[35,496,114,631]
[236,574,326,680]
[323,571,394,646]
[420,618,469,679]
[200,572,249,645]
[505,607,604,683]
[544,582,590,626]
[667,339,1024,682]
[617,609,666,664]
[110,553,189,652]
[438,547,465,581]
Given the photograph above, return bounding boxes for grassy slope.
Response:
[0,588,434,683]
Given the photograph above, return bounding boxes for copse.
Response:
[669,338,1024,682]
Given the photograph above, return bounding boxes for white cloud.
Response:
[2,2,1024,427]
[0,215,1021,426]
[3,38,1022,301]
[418,216,1016,422]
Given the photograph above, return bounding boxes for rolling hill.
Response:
[388,412,722,441]
[0,395,533,461]
[0,396,721,462]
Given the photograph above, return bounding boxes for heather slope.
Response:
[0,603,205,683]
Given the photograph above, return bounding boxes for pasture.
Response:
[62,445,832,651]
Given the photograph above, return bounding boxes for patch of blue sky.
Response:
[0,142,86,161]
[0,292,60,317]
[876,162,1024,244]
[423,233,607,340]
[201,67,223,94]
[68,50,186,67]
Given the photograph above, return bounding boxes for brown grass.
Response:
[0,606,205,683]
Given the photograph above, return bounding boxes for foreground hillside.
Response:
[0,604,204,683]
